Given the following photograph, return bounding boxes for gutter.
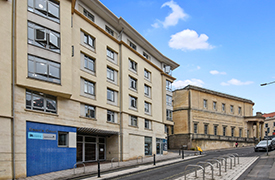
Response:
[12,0,16,179]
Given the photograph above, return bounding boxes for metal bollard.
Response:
[153,154,156,165]
[98,160,100,177]
[182,150,184,159]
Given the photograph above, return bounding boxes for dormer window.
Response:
[105,25,114,36]
[143,52,149,59]
[83,8,94,22]
[130,42,136,50]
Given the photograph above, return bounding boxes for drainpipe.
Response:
[118,27,124,162]
[12,0,16,179]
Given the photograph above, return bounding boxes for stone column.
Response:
[256,122,259,139]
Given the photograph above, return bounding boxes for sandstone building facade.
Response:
[169,85,264,150]
[263,112,275,137]
[0,0,179,179]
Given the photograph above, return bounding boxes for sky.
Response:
[100,0,275,115]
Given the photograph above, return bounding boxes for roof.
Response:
[262,112,275,118]
[174,85,254,105]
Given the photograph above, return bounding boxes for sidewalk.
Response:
[18,152,200,180]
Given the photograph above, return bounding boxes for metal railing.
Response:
[184,165,205,180]
[192,133,256,142]
[73,162,85,175]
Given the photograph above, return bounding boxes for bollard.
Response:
[179,149,181,155]
[182,150,184,159]
[200,151,201,155]
[98,160,100,177]
[153,154,156,165]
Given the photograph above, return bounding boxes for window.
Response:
[26,89,57,113]
[107,48,114,59]
[265,123,268,128]
[107,89,114,102]
[230,105,234,113]
[222,103,225,112]
[239,128,242,137]
[214,125,218,135]
[28,0,60,22]
[194,123,198,134]
[144,85,151,97]
[28,55,60,83]
[143,52,149,59]
[130,96,137,109]
[145,137,152,156]
[204,124,208,135]
[105,25,114,36]
[107,67,114,81]
[267,127,270,133]
[144,102,151,114]
[84,79,95,95]
[130,76,137,90]
[130,41,136,50]
[213,102,217,110]
[85,105,95,119]
[83,8,94,22]
[28,22,60,53]
[58,132,68,147]
[166,80,172,91]
[145,119,152,129]
[238,107,242,115]
[107,110,116,123]
[203,99,207,108]
[223,126,226,136]
[231,127,235,137]
[171,126,174,134]
[166,95,172,106]
[129,59,137,72]
[84,32,95,48]
[274,122,275,127]
[166,109,172,121]
[130,115,137,126]
[84,55,95,72]
[144,69,151,81]
[164,125,168,133]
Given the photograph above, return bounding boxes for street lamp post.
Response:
[261,80,275,86]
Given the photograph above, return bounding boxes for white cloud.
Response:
[151,0,188,28]
[169,29,214,51]
[197,66,201,70]
[221,78,254,86]
[173,79,204,89]
[210,70,226,75]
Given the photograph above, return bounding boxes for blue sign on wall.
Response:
[26,122,76,177]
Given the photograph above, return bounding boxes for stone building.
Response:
[0,0,179,179]
[169,85,264,150]
[263,112,275,137]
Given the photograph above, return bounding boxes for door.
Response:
[156,142,161,154]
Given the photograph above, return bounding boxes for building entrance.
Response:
[77,135,106,162]
[156,138,163,155]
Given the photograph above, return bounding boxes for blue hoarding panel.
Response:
[26,122,76,176]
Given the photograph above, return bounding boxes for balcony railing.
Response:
[192,133,255,142]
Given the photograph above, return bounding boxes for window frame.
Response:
[130,115,138,126]
[129,59,137,72]
[166,95,172,106]
[223,126,227,136]
[166,80,172,91]
[130,41,137,50]
[144,69,151,81]
[130,96,137,109]
[84,79,95,96]
[166,109,173,121]
[204,124,208,135]
[83,8,94,22]
[107,110,116,123]
[230,105,234,113]
[203,99,208,109]
[58,131,68,147]
[107,67,115,81]
[84,32,95,48]
[213,101,217,110]
[194,123,198,134]
[144,101,151,114]
[144,84,151,97]
[85,104,95,119]
[130,76,137,90]
[105,25,114,36]
[145,119,152,129]
[107,88,115,102]
[84,54,95,72]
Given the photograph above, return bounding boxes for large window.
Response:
[194,123,198,134]
[166,109,172,121]
[84,32,95,48]
[145,137,152,156]
[130,96,137,109]
[58,132,68,147]
[28,0,60,22]
[107,110,116,123]
[28,22,60,53]
[129,41,136,50]
[166,80,172,91]
[144,84,151,97]
[130,115,137,126]
[83,8,94,22]
[28,55,60,83]
[85,105,95,119]
[204,124,208,135]
[214,125,218,135]
[129,59,137,72]
[84,54,95,72]
[203,99,207,108]
[166,95,172,106]
[223,126,227,136]
[144,102,151,114]
[84,79,95,95]
[130,76,137,90]
[26,89,57,113]
[107,89,114,102]
[144,69,151,81]
[105,26,114,36]
[145,119,152,129]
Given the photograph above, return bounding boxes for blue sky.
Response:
[100,0,275,115]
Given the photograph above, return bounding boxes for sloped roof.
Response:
[262,112,275,118]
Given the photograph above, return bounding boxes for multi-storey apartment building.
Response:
[263,112,275,137]
[0,0,179,179]
[169,85,264,150]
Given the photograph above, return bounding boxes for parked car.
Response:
[254,140,275,152]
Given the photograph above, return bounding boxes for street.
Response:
[105,147,264,180]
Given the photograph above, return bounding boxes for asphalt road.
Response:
[109,147,265,180]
